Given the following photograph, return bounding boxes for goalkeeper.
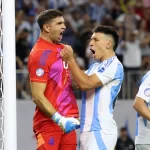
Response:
[28,9,80,150]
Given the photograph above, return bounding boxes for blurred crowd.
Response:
[116,127,135,150]
[15,0,150,99]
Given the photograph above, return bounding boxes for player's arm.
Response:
[60,46,103,90]
[68,58,103,91]
[71,70,88,90]
[31,81,80,132]
[133,78,150,121]
[72,79,79,90]
[30,82,56,117]
[133,97,150,121]
[70,72,79,90]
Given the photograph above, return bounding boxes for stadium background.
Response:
[15,0,150,149]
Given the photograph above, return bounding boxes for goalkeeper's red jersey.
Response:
[28,38,79,132]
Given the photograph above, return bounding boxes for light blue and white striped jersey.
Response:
[135,71,150,144]
[80,56,124,134]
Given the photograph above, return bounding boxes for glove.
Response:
[52,112,80,133]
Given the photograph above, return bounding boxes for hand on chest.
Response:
[49,59,70,87]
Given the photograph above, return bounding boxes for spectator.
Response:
[138,20,150,69]
[116,4,141,38]
[17,9,40,48]
[15,9,26,31]
[16,28,30,64]
[116,127,135,150]
[89,0,107,23]
[121,30,142,71]
[115,25,125,63]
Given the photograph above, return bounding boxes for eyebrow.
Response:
[91,37,99,41]
[57,21,65,24]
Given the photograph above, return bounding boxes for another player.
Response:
[60,25,124,150]
[28,9,80,150]
[133,71,150,150]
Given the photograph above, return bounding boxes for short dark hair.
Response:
[37,9,63,29]
[92,25,119,51]
[120,127,127,132]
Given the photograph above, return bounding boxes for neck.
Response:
[100,50,116,62]
[39,32,55,44]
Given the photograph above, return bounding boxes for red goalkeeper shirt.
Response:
[28,38,79,132]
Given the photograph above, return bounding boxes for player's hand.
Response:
[60,45,74,63]
[52,112,80,133]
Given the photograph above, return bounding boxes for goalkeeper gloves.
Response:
[52,112,80,133]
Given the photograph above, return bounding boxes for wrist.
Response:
[52,112,62,124]
[68,57,75,65]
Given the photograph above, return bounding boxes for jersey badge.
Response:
[36,68,44,76]
[144,88,150,97]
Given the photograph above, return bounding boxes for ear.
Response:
[43,24,50,33]
[106,41,112,49]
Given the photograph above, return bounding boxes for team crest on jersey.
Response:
[144,88,150,97]
[36,68,44,76]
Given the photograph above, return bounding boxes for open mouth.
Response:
[58,31,64,40]
[60,31,64,36]
[90,49,95,54]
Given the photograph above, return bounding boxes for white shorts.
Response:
[80,130,117,150]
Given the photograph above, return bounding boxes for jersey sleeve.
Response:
[84,70,88,74]
[136,80,150,103]
[93,61,122,85]
[28,50,53,83]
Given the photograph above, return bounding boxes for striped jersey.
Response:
[80,56,124,134]
[135,71,150,144]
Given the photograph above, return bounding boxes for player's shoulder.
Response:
[29,48,51,62]
[31,38,63,54]
[28,47,56,68]
[141,71,150,83]
[144,71,150,78]
[103,57,124,77]
[112,57,124,71]
[29,40,58,60]
[102,56,123,69]
[112,56,123,65]
[103,56,121,66]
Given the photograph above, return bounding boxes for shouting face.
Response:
[89,32,112,61]
[43,16,66,43]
